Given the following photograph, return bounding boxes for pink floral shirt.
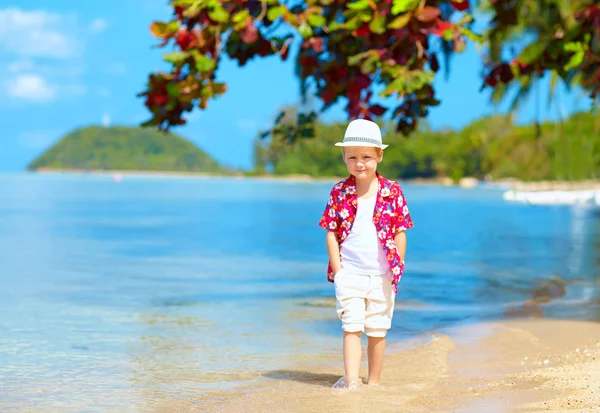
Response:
[319,173,414,293]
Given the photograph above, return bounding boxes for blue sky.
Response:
[0,1,592,172]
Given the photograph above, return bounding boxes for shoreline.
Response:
[24,168,600,189]
[178,318,600,413]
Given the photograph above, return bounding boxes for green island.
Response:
[27,126,221,174]
[29,112,599,184]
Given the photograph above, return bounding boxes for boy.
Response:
[318,119,414,390]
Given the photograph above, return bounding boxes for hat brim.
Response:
[334,142,389,149]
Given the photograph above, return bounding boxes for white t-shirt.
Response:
[340,195,390,274]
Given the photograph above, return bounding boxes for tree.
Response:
[140,0,599,139]
[480,1,600,137]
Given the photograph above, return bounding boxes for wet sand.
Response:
[149,319,600,413]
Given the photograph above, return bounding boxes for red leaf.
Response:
[348,75,371,103]
[241,23,259,44]
[257,39,272,56]
[174,6,185,18]
[176,30,195,50]
[353,23,370,37]
[429,53,439,72]
[322,88,336,104]
[368,104,387,116]
[434,21,452,36]
[416,6,441,23]
[299,55,318,68]
[450,0,470,11]
[148,93,169,106]
[310,37,324,53]
[498,63,513,83]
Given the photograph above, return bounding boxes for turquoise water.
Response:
[0,173,599,411]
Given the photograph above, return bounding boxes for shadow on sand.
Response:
[263,370,341,387]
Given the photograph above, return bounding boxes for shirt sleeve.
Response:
[318,186,340,232]
[392,183,414,235]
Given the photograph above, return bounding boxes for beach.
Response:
[174,319,600,413]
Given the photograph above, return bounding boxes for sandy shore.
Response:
[27,169,600,190]
[31,168,341,183]
[143,318,600,413]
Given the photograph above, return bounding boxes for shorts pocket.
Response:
[333,267,345,282]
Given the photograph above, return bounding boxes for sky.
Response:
[0,1,593,172]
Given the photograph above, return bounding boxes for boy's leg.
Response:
[343,331,362,380]
[364,272,395,385]
[335,268,368,385]
[367,336,386,384]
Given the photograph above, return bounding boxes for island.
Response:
[27,126,221,174]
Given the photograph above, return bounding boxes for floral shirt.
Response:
[319,173,414,293]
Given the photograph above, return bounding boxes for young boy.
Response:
[319,119,414,390]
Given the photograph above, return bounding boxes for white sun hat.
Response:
[334,119,389,149]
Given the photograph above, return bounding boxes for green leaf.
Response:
[460,27,482,43]
[360,13,372,22]
[208,6,229,23]
[182,2,204,18]
[307,14,326,27]
[347,0,370,10]
[564,51,585,71]
[233,9,250,23]
[518,41,546,65]
[361,54,380,74]
[563,42,586,71]
[392,0,419,15]
[442,27,454,41]
[369,15,386,34]
[299,22,313,37]
[163,51,189,64]
[348,51,372,66]
[405,71,434,93]
[388,13,411,29]
[344,15,362,30]
[381,70,434,97]
[194,53,216,72]
[150,21,179,38]
[563,41,583,53]
[166,82,180,98]
[382,77,406,96]
[267,5,286,21]
[171,0,195,6]
[458,13,474,25]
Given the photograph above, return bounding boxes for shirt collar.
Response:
[341,172,392,198]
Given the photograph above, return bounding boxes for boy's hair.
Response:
[342,147,383,156]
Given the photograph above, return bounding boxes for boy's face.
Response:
[342,146,383,181]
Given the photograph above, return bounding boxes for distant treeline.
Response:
[253,111,600,182]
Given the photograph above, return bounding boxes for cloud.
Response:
[8,58,35,73]
[3,73,88,103]
[7,74,56,102]
[89,18,108,34]
[8,58,85,77]
[0,8,81,58]
[0,8,91,103]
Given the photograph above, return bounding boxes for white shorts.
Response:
[334,268,396,338]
